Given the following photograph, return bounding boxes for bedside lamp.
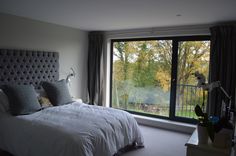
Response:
[194,71,234,149]
[66,68,76,84]
[194,71,232,119]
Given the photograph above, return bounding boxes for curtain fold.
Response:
[87,31,104,105]
[208,24,236,116]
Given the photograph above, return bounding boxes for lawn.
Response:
[115,103,197,119]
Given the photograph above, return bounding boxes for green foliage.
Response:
[178,41,210,84]
[113,40,210,89]
[112,40,211,119]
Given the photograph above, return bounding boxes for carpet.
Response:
[122,125,190,156]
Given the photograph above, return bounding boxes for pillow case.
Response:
[36,89,53,108]
[0,89,10,113]
[2,85,41,115]
[38,96,53,108]
[41,79,73,106]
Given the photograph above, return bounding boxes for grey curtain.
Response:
[208,24,236,116]
[87,31,104,105]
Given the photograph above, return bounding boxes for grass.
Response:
[113,103,197,119]
[175,110,197,119]
[127,108,169,117]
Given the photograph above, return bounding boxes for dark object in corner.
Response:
[113,142,144,156]
[0,149,13,156]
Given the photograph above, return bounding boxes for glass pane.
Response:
[112,40,172,117]
[175,41,210,119]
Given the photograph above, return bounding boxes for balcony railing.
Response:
[112,83,204,120]
[175,84,204,119]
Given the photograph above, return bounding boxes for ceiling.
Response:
[0,0,236,31]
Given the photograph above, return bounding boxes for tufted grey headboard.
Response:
[0,49,59,90]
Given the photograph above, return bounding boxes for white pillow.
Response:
[0,89,10,113]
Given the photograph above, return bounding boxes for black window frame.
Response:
[110,35,210,124]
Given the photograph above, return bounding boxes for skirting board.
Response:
[133,114,196,134]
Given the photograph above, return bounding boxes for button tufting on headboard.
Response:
[0,49,59,90]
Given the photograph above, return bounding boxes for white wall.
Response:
[0,13,88,101]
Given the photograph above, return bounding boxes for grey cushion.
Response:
[0,89,9,113]
[2,85,41,115]
[42,79,73,106]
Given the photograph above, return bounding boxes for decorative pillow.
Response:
[0,89,10,113]
[38,96,53,108]
[1,85,41,115]
[41,79,73,106]
[36,89,48,97]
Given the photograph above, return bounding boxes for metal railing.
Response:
[112,83,204,119]
[175,84,204,119]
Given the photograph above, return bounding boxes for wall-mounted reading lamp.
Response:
[66,67,76,84]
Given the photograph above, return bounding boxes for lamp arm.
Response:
[219,86,231,101]
[193,72,233,119]
[70,67,75,77]
[66,74,72,83]
[208,81,231,100]
[66,68,76,83]
[219,85,233,120]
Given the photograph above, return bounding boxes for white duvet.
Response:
[0,102,144,156]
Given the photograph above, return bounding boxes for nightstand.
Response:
[185,130,232,156]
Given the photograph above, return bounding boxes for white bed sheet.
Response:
[0,102,144,156]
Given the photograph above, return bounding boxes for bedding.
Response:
[42,79,73,106]
[0,101,144,156]
[38,96,53,108]
[1,85,41,115]
[0,49,144,155]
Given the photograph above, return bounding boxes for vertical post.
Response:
[169,40,178,119]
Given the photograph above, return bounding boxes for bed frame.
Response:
[0,49,59,156]
[0,49,141,156]
[0,49,59,89]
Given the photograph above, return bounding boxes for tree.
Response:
[176,41,210,107]
[112,40,210,113]
[132,41,158,87]
[113,42,136,108]
[177,41,210,85]
[154,40,172,91]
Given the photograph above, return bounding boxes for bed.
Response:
[0,49,144,156]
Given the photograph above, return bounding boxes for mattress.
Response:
[0,101,144,156]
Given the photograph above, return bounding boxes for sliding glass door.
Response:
[112,40,172,117]
[175,40,210,121]
[111,36,210,122]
